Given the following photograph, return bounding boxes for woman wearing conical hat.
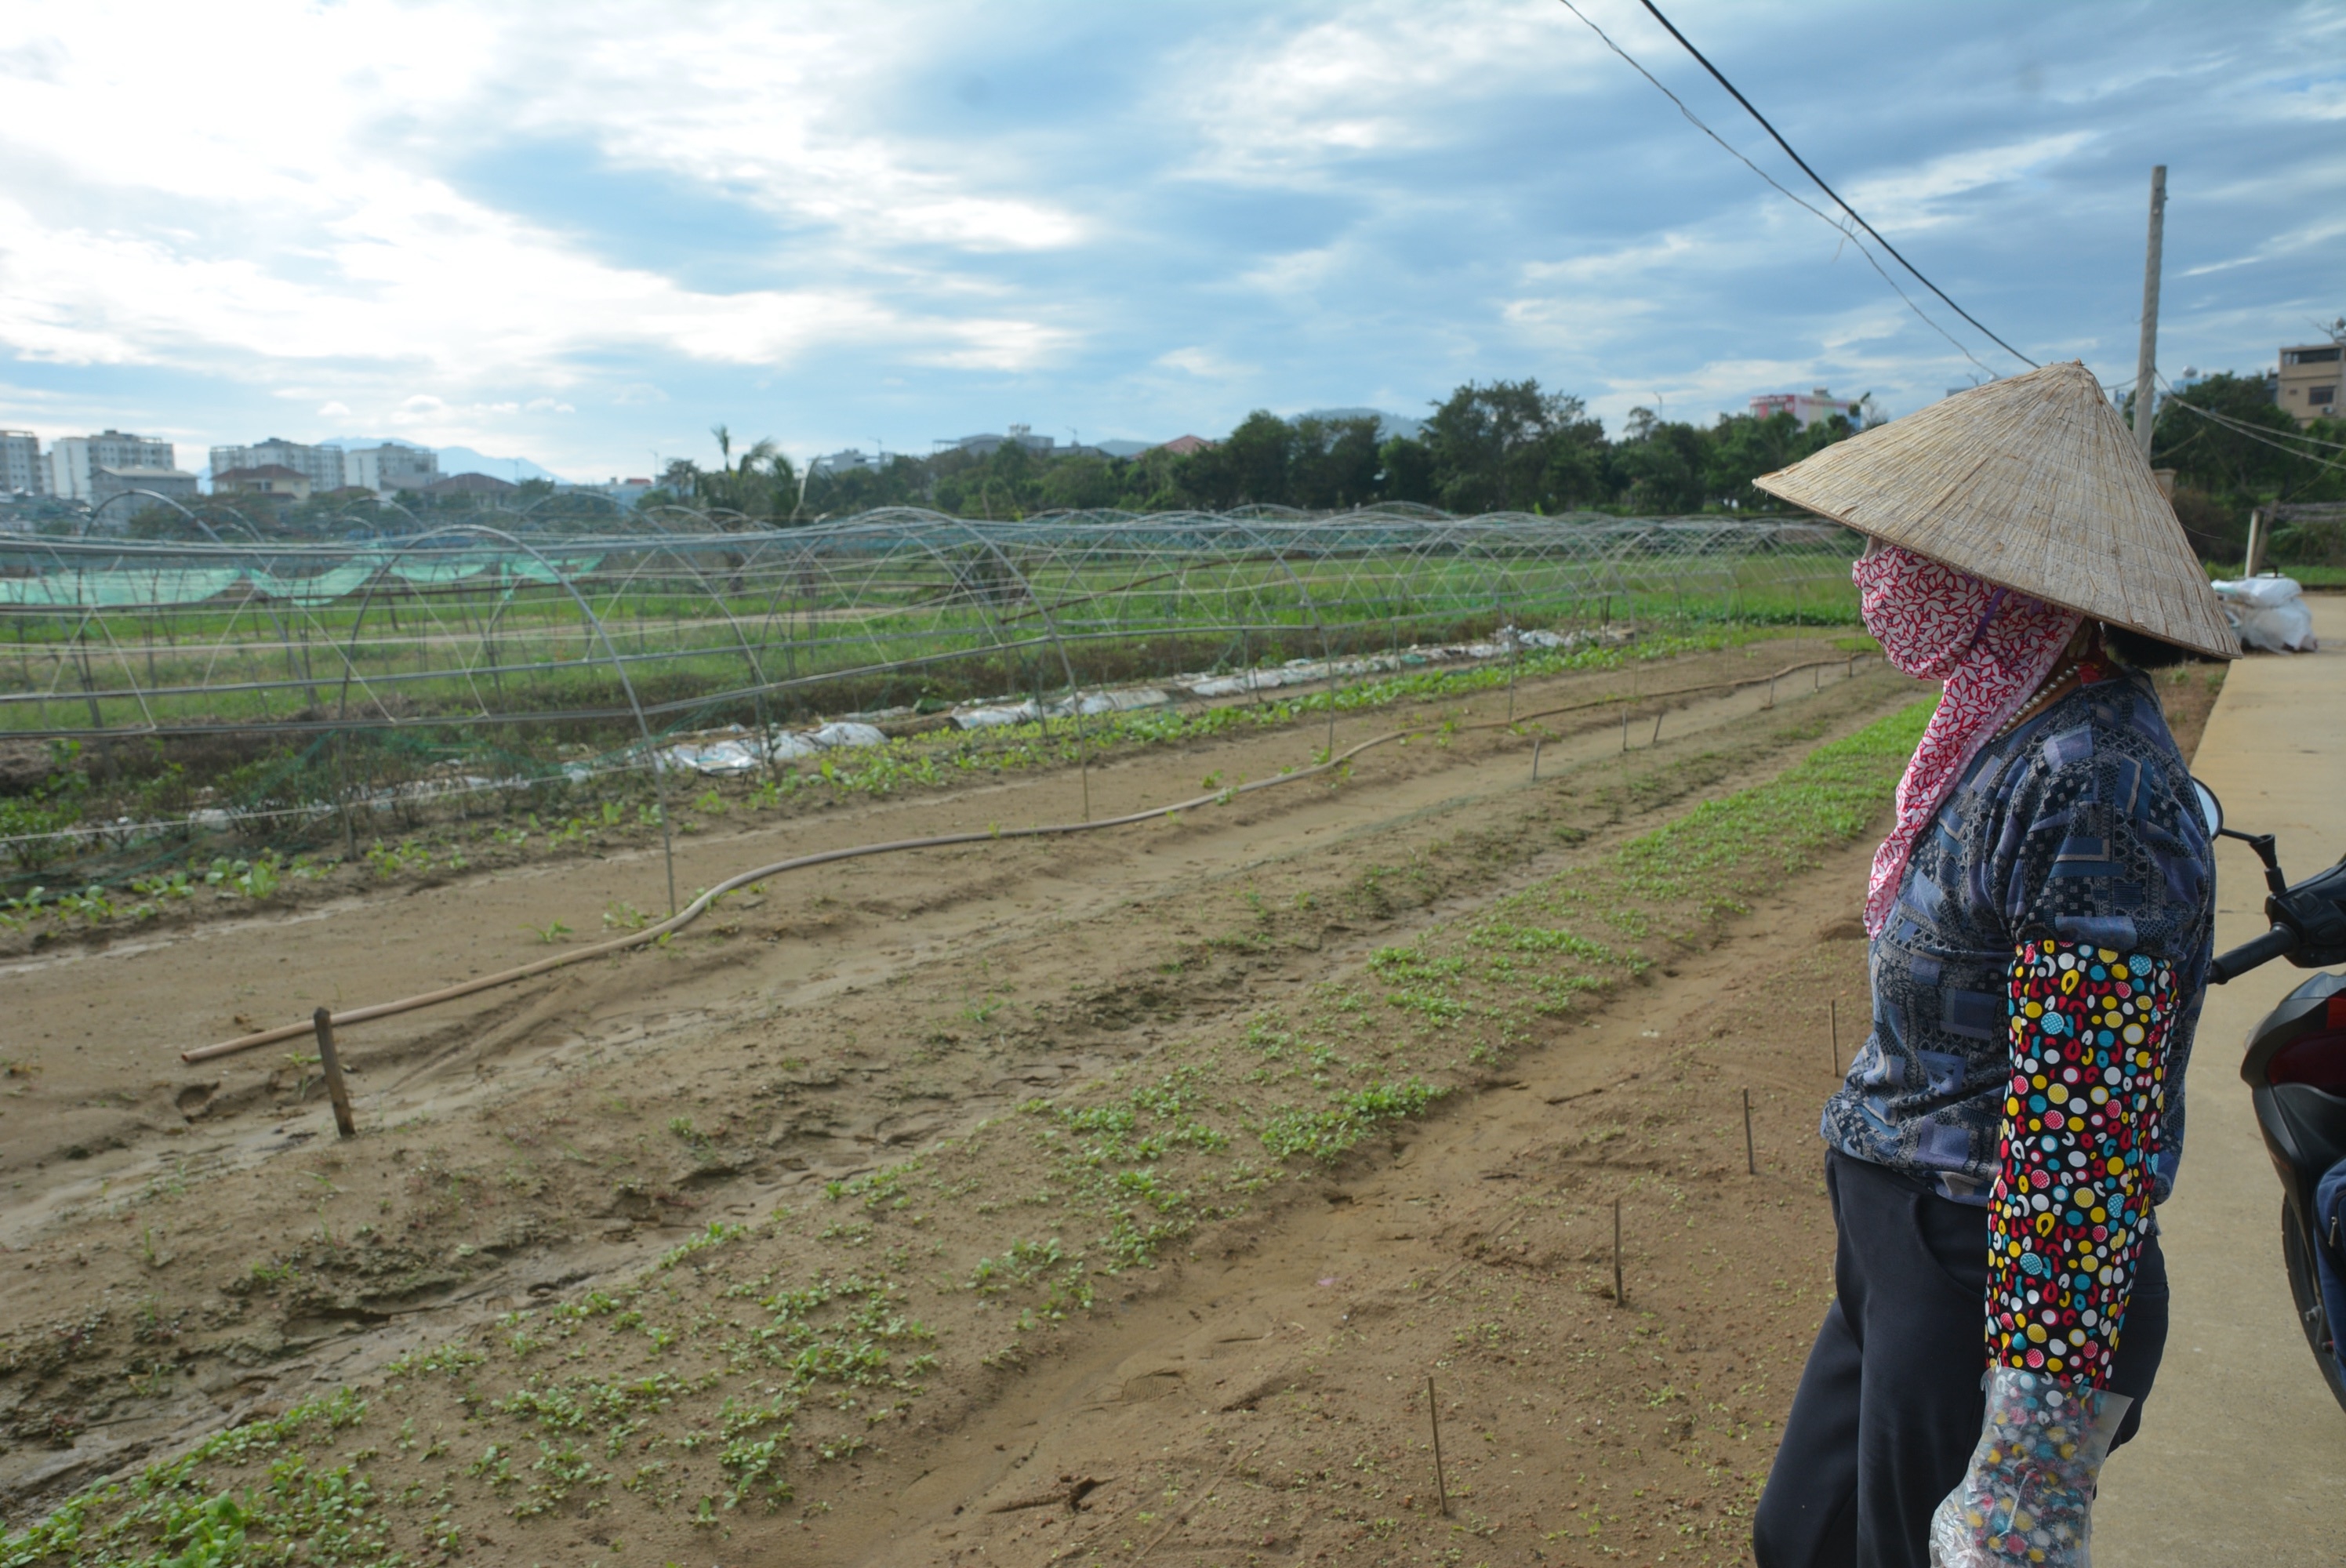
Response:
[1744,362,2237,1568]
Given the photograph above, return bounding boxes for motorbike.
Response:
[2193,779,2346,1410]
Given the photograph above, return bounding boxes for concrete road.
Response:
[2097,593,2346,1564]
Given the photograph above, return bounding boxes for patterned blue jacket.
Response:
[1823,666,2215,1205]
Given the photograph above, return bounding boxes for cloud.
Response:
[1838,131,2099,230]
[1157,347,1251,379]
[1163,2,1607,185]
[0,0,2337,474]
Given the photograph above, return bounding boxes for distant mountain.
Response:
[322,438,563,484]
[434,446,564,484]
[1297,407,1422,441]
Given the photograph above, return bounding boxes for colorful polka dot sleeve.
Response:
[1990,940,2174,1387]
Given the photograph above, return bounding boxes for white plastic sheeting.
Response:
[663,622,1621,768]
[660,720,888,775]
[952,623,1620,720]
[2213,577,2318,653]
[951,688,1176,728]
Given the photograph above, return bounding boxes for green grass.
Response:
[0,695,1933,1566]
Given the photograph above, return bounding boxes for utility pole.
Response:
[2133,165,2166,463]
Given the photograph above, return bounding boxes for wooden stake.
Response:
[1829,999,1840,1074]
[312,1007,356,1139]
[1650,707,1664,746]
[1612,1199,1624,1305]
[1427,1376,1451,1516]
[1532,739,1543,781]
[1743,1089,1756,1176]
[1620,707,1629,753]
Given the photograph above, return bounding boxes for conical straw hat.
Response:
[1752,360,2237,659]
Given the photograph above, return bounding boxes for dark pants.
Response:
[1752,1149,2168,1568]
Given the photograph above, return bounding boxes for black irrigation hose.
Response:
[182,654,1874,1063]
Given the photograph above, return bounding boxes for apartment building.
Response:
[49,430,175,502]
[338,441,438,492]
[1749,387,1865,430]
[2279,343,2341,426]
[207,438,345,495]
[209,438,439,493]
[1,430,44,497]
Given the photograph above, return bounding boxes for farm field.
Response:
[0,639,2228,1566]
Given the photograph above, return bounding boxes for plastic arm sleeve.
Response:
[1928,1365,2134,1567]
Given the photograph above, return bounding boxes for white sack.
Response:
[2213,576,2317,653]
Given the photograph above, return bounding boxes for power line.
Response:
[1550,0,2001,383]
[2155,379,2346,480]
[1632,0,2039,370]
[2160,384,2346,452]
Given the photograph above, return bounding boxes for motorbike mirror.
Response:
[2191,778,2224,838]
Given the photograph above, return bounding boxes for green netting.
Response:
[384,557,495,586]
[245,562,383,604]
[507,554,605,585]
[0,567,246,607]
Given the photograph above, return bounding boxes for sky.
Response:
[2,0,2341,483]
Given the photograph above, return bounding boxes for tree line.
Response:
[2140,372,2346,565]
[660,379,1872,523]
[81,367,2343,561]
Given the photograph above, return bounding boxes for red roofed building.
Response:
[1156,434,1214,456]
[423,472,518,497]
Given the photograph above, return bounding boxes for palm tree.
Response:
[701,425,786,525]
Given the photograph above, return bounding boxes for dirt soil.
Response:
[0,645,2224,1566]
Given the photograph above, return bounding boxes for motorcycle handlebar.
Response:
[2207,924,2301,985]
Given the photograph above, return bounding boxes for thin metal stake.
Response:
[1743,1089,1756,1176]
[1505,605,1520,723]
[1765,674,1776,710]
[1651,707,1664,746]
[1830,999,1840,1074]
[1076,681,1092,822]
[1620,707,1629,753]
[312,1007,356,1139]
[1532,739,1542,781]
[1428,1376,1451,1516]
[648,752,677,917]
[1612,1199,1625,1305]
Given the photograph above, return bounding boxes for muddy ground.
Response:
[0,647,2225,1566]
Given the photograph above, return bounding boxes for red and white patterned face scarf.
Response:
[1854,543,2081,936]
